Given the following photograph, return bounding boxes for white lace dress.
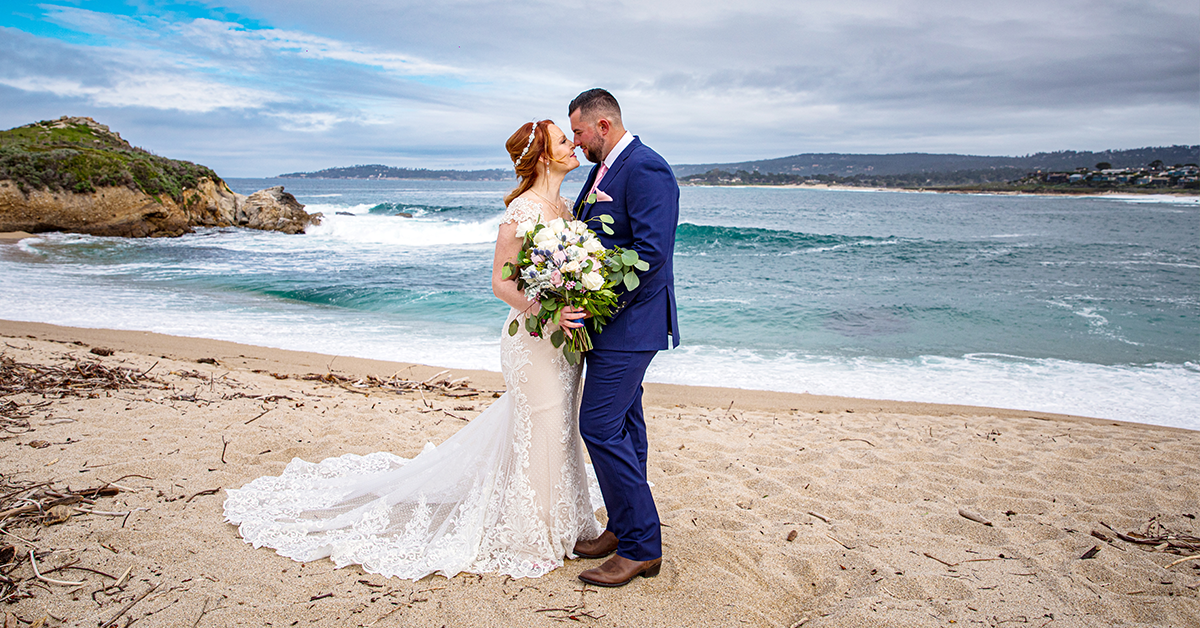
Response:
[224,197,603,580]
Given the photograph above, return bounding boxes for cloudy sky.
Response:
[2,1,1197,176]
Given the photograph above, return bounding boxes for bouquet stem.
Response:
[564,326,593,365]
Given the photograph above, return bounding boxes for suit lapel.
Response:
[576,137,642,222]
[574,164,600,220]
[597,137,638,194]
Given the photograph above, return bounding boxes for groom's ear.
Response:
[597,118,611,136]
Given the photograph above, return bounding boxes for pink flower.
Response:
[531,254,544,264]
[552,250,567,264]
[550,270,563,287]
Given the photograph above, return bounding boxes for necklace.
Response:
[528,189,566,218]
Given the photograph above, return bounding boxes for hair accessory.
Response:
[513,123,537,168]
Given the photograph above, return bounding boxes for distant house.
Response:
[1068,174,1085,183]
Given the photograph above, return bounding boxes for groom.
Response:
[562,88,681,587]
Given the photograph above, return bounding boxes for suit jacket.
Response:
[574,136,681,352]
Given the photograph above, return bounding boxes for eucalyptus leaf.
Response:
[621,250,639,265]
[525,315,539,333]
[634,260,649,271]
[602,225,614,235]
[564,348,579,366]
[501,263,515,280]
[599,214,614,223]
[507,319,519,336]
[624,272,640,291]
[551,330,565,348]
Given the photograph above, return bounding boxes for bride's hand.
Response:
[559,306,588,335]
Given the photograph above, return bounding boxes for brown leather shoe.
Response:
[577,555,662,587]
[573,530,618,559]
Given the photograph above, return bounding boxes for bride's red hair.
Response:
[504,120,552,207]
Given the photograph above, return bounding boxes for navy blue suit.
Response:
[574,136,680,562]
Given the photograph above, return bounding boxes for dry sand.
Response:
[2,320,1197,627]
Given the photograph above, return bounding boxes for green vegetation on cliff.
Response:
[0,117,222,203]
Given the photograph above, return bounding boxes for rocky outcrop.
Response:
[0,116,321,238]
[0,178,322,238]
[235,187,313,234]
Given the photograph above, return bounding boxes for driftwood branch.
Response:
[29,551,84,586]
[98,581,159,628]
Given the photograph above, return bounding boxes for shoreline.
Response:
[1,318,1178,433]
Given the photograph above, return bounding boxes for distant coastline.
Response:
[279,164,513,181]
[282,145,1199,196]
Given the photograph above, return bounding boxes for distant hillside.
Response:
[280,164,512,181]
[671,146,1200,178]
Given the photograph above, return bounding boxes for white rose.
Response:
[567,245,587,260]
[515,219,536,238]
[532,227,557,248]
[569,220,588,235]
[546,217,567,233]
[562,259,581,273]
[581,271,604,291]
[582,237,604,253]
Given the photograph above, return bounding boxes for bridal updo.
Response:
[503,119,552,207]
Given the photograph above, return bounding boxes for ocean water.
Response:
[1,179,1197,430]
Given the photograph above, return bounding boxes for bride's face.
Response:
[544,124,580,173]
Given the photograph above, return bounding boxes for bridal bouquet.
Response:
[502,215,648,365]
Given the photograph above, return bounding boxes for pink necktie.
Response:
[589,163,609,196]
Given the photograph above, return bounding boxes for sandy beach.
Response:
[1,319,1197,627]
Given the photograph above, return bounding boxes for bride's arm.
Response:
[492,221,539,314]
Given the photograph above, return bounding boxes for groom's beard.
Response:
[582,141,603,164]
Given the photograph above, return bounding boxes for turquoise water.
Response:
[2,179,1197,429]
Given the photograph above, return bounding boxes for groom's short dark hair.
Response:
[569,88,621,121]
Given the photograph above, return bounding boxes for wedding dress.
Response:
[224,197,603,579]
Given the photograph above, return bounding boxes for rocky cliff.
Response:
[0,117,320,237]
[0,178,320,237]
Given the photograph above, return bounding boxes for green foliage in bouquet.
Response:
[501,214,648,365]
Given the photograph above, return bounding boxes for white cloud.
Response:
[2,0,1195,176]
[0,73,280,112]
[41,5,465,78]
[265,111,346,132]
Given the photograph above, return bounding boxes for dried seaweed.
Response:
[0,353,163,439]
[1101,518,1200,556]
[299,370,488,398]
[0,353,161,398]
[0,478,122,603]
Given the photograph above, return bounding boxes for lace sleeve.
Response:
[501,197,542,225]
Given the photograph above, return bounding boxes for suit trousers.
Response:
[578,348,661,561]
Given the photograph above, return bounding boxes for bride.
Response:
[223,120,604,579]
